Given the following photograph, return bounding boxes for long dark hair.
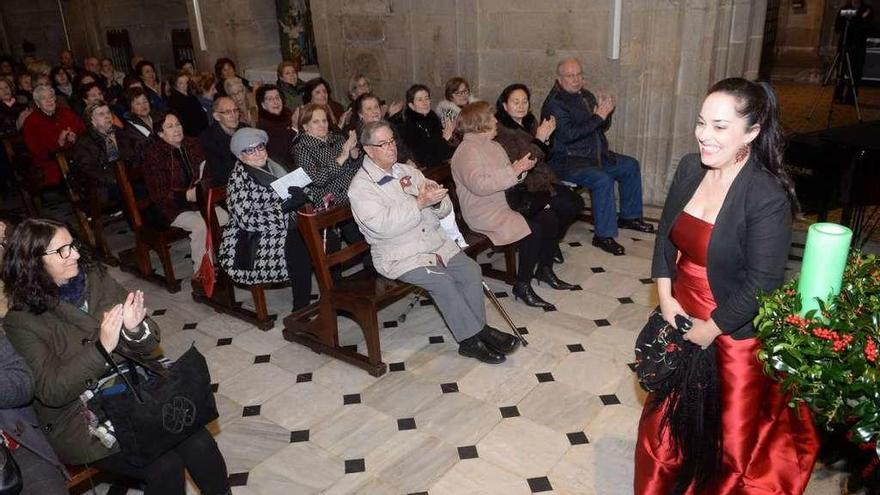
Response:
[707,78,800,215]
[1,218,97,314]
[495,83,537,134]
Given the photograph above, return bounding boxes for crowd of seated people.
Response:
[0,50,656,330]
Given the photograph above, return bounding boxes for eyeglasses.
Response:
[44,241,79,259]
[242,142,267,155]
[453,89,470,97]
[217,108,240,115]
[367,139,396,150]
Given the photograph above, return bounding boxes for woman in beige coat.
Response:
[451,102,575,310]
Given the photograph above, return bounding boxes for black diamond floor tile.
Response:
[183,322,198,330]
[517,327,529,335]
[152,309,167,316]
[499,406,520,418]
[343,394,361,405]
[567,431,589,445]
[593,319,611,327]
[290,430,309,443]
[542,306,557,312]
[383,321,398,329]
[527,476,553,492]
[419,299,434,306]
[493,291,509,298]
[407,492,429,495]
[254,354,271,364]
[590,267,606,273]
[211,383,219,393]
[567,344,585,353]
[568,241,583,247]
[639,278,654,284]
[397,417,417,431]
[228,472,249,487]
[457,445,478,460]
[618,297,634,304]
[535,372,555,383]
[600,394,621,405]
[242,405,261,417]
[296,373,312,383]
[440,382,459,394]
[310,294,319,301]
[389,362,406,372]
[627,362,638,372]
[216,338,233,346]
[344,458,365,474]
[341,344,358,352]
[429,335,445,344]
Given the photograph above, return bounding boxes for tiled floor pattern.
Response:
[69,203,873,495]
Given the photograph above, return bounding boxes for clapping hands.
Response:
[416,181,448,209]
[595,93,616,120]
[512,152,537,175]
[535,116,556,142]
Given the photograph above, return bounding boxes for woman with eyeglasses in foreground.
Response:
[1,218,230,495]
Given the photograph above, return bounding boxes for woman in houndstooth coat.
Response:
[218,128,313,310]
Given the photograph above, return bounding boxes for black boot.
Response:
[534,265,579,290]
[479,325,520,354]
[458,334,506,364]
[512,281,556,311]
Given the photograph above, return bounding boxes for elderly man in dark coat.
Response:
[199,96,245,187]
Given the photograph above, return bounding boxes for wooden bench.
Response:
[114,160,189,293]
[283,204,417,377]
[191,185,279,330]
[66,464,140,494]
[56,151,127,264]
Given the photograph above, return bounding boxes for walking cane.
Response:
[397,288,426,323]
[481,280,529,346]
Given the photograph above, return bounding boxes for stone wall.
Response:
[0,0,68,63]
[773,0,826,64]
[311,0,767,205]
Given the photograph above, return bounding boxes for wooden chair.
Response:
[114,160,189,293]
[190,185,278,330]
[1,135,40,216]
[283,204,417,377]
[66,464,141,494]
[56,152,128,264]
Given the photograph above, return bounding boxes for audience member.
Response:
[214,57,251,96]
[349,120,519,364]
[83,56,100,76]
[167,71,208,137]
[436,76,474,128]
[0,331,68,495]
[301,78,344,128]
[219,128,313,310]
[0,56,13,77]
[224,77,256,127]
[394,84,455,168]
[135,60,166,111]
[494,83,585,264]
[194,72,217,125]
[58,49,80,79]
[21,85,85,187]
[142,112,228,270]
[452,102,574,310]
[0,78,24,138]
[350,93,413,164]
[15,72,33,104]
[72,101,132,203]
[541,58,653,256]
[294,103,358,207]
[49,66,73,106]
[119,87,155,164]
[178,59,196,75]
[200,96,244,186]
[98,57,125,90]
[256,84,296,168]
[1,218,231,495]
[276,60,304,110]
[71,81,104,118]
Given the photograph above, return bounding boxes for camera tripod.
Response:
[806,16,863,127]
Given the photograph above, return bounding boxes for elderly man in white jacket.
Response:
[348,120,518,364]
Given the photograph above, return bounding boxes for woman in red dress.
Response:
[634,78,819,494]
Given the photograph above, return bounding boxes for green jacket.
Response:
[4,267,160,465]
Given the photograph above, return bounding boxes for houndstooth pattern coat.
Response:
[218,160,291,285]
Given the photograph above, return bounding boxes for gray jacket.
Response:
[348,157,459,279]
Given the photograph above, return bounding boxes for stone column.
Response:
[184,0,282,75]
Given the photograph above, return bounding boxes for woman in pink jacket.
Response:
[451,102,576,311]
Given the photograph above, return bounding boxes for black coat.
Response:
[652,153,792,339]
[199,122,244,187]
[394,108,455,168]
[168,90,208,137]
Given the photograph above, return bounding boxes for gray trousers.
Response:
[398,252,485,342]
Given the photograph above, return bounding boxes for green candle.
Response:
[797,222,852,316]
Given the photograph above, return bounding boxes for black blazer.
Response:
[652,153,792,339]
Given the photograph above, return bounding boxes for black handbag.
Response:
[633,309,693,393]
[0,440,21,495]
[232,230,260,270]
[505,184,551,218]
[95,343,218,467]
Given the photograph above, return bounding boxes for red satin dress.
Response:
[634,212,819,494]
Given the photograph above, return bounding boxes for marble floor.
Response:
[49,198,863,495]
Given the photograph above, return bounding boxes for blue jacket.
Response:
[540,84,613,176]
